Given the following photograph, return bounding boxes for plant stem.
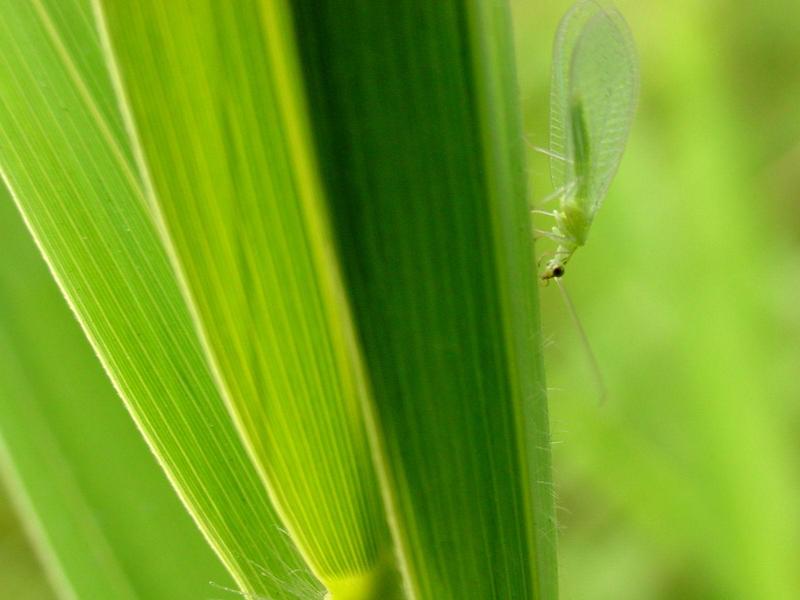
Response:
[324,551,405,600]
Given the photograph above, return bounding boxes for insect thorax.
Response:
[556,198,591,247]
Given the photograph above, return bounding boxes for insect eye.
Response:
[553,266,565,278]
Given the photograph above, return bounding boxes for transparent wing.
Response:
[550,0,599,191]
[550,1,639,215]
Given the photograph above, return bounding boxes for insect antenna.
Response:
[555,278,607,404]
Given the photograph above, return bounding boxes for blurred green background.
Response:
[2,0,799,598]
[514,0,800,598]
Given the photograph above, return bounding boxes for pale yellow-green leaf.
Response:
[0,1,316,597]
[95,0,392,592]
[0,187,233,599]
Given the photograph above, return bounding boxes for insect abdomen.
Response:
[570,99,591,204]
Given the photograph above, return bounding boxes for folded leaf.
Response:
[95,0,393,593]
[0,1,315,596]
[291,1,558,597]
[0,187,233,599]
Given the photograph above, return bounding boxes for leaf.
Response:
[290,1,558,598]
[94,0,393,594]
[0,186,233,599]
[0,1,315,597]
[2,0,559,598]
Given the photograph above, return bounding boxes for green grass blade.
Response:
[292,1,558,597]
[0,187,233,599]
[0,1,315,596]
[470,4,560,594]
[94,0,392,593]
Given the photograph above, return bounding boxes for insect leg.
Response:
[532,180,578,210]
[523,137,572,163]
[534,186,566,207]
[533,229,572,245]
[537,252,556,267]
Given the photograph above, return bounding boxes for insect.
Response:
[534,0,639,280]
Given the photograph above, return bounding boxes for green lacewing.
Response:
[536,0,639,280]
